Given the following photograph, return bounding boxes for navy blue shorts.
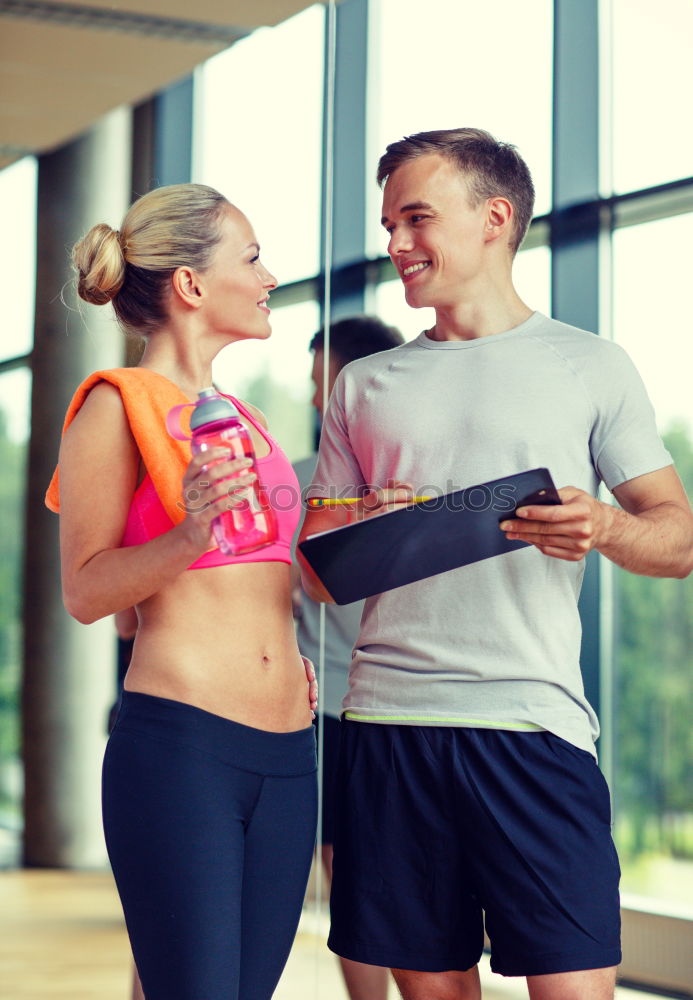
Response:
[328,722,621,977]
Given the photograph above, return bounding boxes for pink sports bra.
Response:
[121,397,301,569]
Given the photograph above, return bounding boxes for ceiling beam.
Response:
[0,0,249,44]
[0,0,323,169]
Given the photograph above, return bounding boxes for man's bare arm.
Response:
[297,483,416,601]
[500,466,693,578]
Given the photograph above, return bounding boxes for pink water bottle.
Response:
[169,388,276,555]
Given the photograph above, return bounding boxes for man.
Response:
[298,128,693,1000]
[293,315,403,1000]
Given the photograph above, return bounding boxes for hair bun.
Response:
[72,223,126,305]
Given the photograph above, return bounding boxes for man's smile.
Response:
[400,261,431,280]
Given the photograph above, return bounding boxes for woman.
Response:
[45,184,318,1000]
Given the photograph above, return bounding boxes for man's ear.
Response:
[171,266,205,309]
[484,197,514,244]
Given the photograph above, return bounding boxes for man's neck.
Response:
[428,289,534,342]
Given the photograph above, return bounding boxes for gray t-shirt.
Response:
[293,455,364,719]
[309,312,672,754]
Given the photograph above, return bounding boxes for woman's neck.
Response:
[138,333,216,400]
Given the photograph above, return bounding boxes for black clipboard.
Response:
[298,467,561,605]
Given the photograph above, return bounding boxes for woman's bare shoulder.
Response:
[69,379,127,423]
[237,398,268,429]
[60,380,138,475]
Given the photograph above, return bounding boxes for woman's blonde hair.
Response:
[72,183,230,335]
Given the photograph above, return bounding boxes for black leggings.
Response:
[102,691,317,1000]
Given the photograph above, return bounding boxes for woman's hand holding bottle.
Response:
[177,448,257,554]
[168,389,277,556]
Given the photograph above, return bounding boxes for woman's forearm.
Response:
[61,525,204,624]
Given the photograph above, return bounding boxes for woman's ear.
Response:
[171,266,205,309]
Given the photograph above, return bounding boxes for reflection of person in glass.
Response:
[292,316,403,1000]
[299,129,693,999]
[45,184,318,1000]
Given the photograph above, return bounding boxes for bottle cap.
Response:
[190,387,240,431]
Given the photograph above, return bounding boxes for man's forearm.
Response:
[597,500,693,578]
[297,549,336,603]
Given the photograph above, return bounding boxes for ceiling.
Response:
[0,0,322,170]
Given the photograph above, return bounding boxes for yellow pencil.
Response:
[307,496,433,507]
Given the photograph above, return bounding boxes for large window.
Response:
[0,156,37,863]
[606,0,693,920]
[366,0,553,388]
[197,4,325,465]
[0,368,30,863]
[213,299,320,462]
[366,0,553,258]
[0,158,37,362]
[611,0,693,193]
[611,214,693,907]
[195,4,325,286]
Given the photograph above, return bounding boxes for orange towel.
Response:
[45,368,194,525]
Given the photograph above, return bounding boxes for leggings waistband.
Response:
[113,691,316,777]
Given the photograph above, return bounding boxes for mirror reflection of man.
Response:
[299,128,693,1000]
[292,316,403,1000]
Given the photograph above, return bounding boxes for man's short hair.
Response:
[309,315,404,369]
[377,127,535,255]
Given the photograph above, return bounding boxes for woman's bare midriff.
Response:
[123,560,312,733]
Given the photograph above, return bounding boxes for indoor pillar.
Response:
[22,108,131,867]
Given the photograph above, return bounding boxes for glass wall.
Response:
[366,0,553,259]
[607,0,693,914]
[213,299,320,462]
[611,0,693,193]
[196,2,325,463]
[0,157,36,856]
[611,214,693,906]
[0,368,30,864]
[0,157,37,362]
[195,3,324,286]
[365,0,553,365]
